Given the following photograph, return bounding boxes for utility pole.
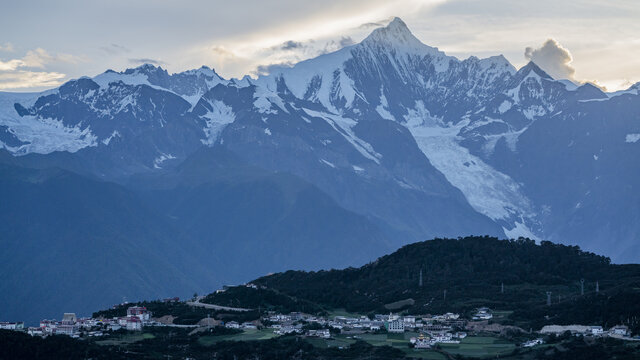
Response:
[419,269,423,287]
[443,289,447,303]
[596,281,599,293]
[546,292,552,306]
[580,279,585,296]
[501,282,504,294]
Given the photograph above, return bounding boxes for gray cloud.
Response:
[357,17,395,29]
[524,39,576,81]
[317,36,355,55]
[279,40,303,50]
[339,36,355,48]
[100,43,130,55]
[253,35,357,77]
[128,58,166,66]
[253,61,295,76]
[359,21,385,29]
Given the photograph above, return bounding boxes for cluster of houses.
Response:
[262,310,468,343]
[3,301,636,349]
[540,324,633,339]
[517,324,634,348]
[410,331,468,349]
[375,312,465,334]
[224,321,258,330]
[0,322,24,330]
[12,306,153,338]
[472,307,493,320]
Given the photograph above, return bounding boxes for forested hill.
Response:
[249,236,640,327]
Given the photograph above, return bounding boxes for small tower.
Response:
[419,269,423,287]
[501,282,504,294]
[546,291,552,306]
[580,279,585,296]
[596,281,599,293]
[443,289,447,303]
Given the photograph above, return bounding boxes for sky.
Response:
[1,0,639,92]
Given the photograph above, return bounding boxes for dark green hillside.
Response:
[249,236,640,329]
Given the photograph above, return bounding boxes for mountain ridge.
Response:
[0,16,638,326]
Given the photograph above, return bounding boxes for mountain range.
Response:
[1,17,639,324]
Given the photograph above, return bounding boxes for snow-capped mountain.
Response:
[1,17,639,323]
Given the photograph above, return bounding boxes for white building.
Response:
[62,313,77,324]
[127,306,151,322]
[386,319,405,333]
[0,322,24,330]
[126,317,142,331]
[523,338,544,347]
[306,329,331,338]
[55,324,78,336]
[611,325,629,336]
[225,321,240,329]
[275,325,300,335]
[411,333,431,349]
[27,327,44,336]
[432,333,460,344]
[472,307,493,320]
[591,326,604,335]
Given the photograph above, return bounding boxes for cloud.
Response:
[21,48,84,68]
[321,36,355,53]
[253,61,296,76]
[358,21,386,29]
[0,47,83,90]
[524,39,576,81]
[250,35,357,77]
[0,59,25,71]
[0,70,66,90]
[128,58,166,66]
[278,40,303,50]
[100,43,130,55]
[249,36,355,76]
[357,17,394,29]
[211,46,238,59]
[0,43,14,52]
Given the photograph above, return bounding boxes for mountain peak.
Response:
[517,61,553,80]
[362,17,425,49]
[124,63,167,76]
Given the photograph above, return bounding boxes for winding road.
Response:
[186,296,253,312]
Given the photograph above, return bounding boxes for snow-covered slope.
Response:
[1,17,639,262]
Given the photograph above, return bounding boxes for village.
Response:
[1,300,637,351]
